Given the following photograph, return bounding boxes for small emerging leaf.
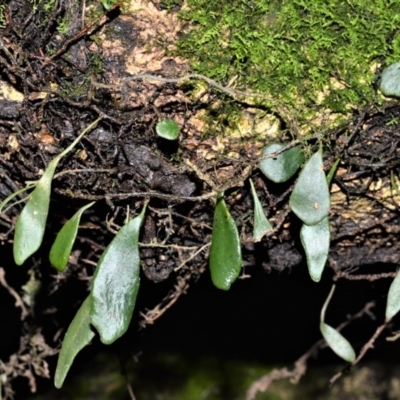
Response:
[380,62,400,98]
[209,195,242,290]
[54,297,95,388]
[290,150,330,226]
[50,202,95,271]
[91,205,146,344]
[259,143,304,183]
[249,179,272,241]
[156,119,180,140]
[320,322,356,362]
[385,269,400,321]
[326,157,341,186]
[300,217,330,282]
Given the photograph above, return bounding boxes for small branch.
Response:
[386,330,400,342]
[174,243,210,272]
[94,73,299,133]
[139,242,202,251]
[246,301,375,400]
[184,159,218,192]
[43,4,120,66]
[330,320,389,386]
[0,267,29,320]
[333,269,397,282]
[138,268,205,329]
[55,188,215,202]
[54,168,117,179]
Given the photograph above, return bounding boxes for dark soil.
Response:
[2,1,400,399]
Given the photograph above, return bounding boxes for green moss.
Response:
[29,0,57,14]
[0,5,5,29]
[176,0,400,130]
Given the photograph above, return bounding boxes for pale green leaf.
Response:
[13,158,59,265]
[90,205,146,344]
[54,296,95,389]
[209,195,242,290]
[380,62,400,98]
[259,143,304,183]
[300,217,330,282]
[249,179,272,242]
[289,150,330,225]
[49,202,96,271]
[156,119,180,140]
[385,270,400,321]
[13,118,100,265]
[320,322,356,363]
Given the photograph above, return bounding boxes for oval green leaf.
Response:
[13,118,100,265]
[289,150,330,226]
[49,202,96,271]
[249,179,272,242]
[156,119,180,140]
[300,217,330,282]
[209,195,242,290]
[320,322,356,363]
[13,158,58,265]
[54,296,95,389]
[259,143,304,183]
[385,270,400,321]
[380,62,400,98]
[90,205,146,344]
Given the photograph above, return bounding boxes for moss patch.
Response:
[176,0,400,130]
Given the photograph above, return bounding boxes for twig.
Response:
[139,275,190,328]
[43,4,121,66]
[0,267,29,320]
[93,73,299,133]
[138,268,206,329]
[126,380,137,400]
[118,357,137,400]
[334,271,397,281]
[184,159,218,192]
[55,187,216,202]
[149,206,213,231]
[246,301,375,400]
[96,73,266,99]
[386,330,400,342]
[174,243,210,272]
[139,242,201,251]
[54,168,117,179]
[329,320,389,386]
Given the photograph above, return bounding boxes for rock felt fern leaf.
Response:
[54,296,95,389]
[320,285,356,363]
[320,322,356,363]
[90,205,146,344]
[290,150,330,226]
[300,217,330,282]
[259,143,304,183]
[13,159,57,266]
[385,269,400,321]
[49,202,95,272]
[13,118,100,265]
[155,119,180,140]
[249,179,272,242]
[209,194,242,290]
[380,62,400,98]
